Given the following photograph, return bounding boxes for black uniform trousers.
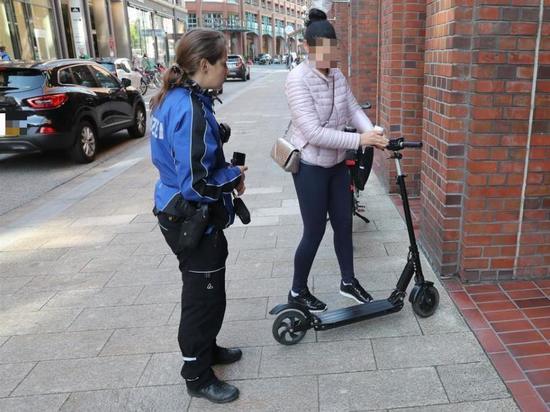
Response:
[157,212,228,390]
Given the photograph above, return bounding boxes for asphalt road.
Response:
[0,65,286,216]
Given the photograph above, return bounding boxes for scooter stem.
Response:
[393,153,424,282]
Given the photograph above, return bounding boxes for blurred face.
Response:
[202,49,228,90]
[306,38,339,69]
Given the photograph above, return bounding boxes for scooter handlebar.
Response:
[387,138,423,151]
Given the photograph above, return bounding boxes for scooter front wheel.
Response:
[272,310,308,345]
[412,285,439,318]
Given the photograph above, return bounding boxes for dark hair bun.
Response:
[306,8,327,26]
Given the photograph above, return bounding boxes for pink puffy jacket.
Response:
[285,59,373,168]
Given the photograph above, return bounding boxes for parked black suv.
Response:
[0,59,146,163]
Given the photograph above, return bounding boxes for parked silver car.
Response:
[95,57,145,94]
[226,54,251,81]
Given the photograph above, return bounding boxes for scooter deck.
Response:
[315,299,402,330]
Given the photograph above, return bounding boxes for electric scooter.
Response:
[269,138,439,345]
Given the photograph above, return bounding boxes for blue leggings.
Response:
[292,161,355,292]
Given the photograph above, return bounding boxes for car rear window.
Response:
[98,62,116,72]
[0,69,45,91]
[228,56,241,61]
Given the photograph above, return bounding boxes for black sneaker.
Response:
[340,278,373,303]
[288,287,327,312]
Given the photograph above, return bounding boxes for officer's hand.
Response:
[236,166,247,196]
[236,181,246,196]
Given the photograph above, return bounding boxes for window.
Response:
[203,13,222,29]
[0,69,45,90]
[227,14,240,29]
[89,66,119,88]
[116,61,131,73]
[57,68,74,85]
[98,62,116,73]
[70,65,97,88]
[187,13,197,28]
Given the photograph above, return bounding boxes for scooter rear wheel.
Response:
[272,310,308,345]
[412,285,439,318]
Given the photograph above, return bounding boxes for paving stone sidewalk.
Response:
[0,71,520,411]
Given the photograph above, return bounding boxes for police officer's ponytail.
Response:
[151,29,226,110]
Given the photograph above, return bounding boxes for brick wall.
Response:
[377,0,426,195]
[331,1,388,187]
[422,0,549,281]
[517,2,550,278]
[332,1,380,121]
[421,0,473,277]
[332,1,380,112]
[332,0,549,281]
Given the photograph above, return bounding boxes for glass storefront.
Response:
[0,0,184,61]
[128,5,155,62]
[0,0,58,60]
[175,19,185,42]
[154,14,173,65]
[128,5,176,66]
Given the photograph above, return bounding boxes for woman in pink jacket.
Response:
[286,9,388,312]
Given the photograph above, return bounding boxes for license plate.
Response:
[0,113,25,137]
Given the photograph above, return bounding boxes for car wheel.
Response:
[139,79,148,95]
[241,72,247,81]
[128,105,146,138]
[70,121,96,163]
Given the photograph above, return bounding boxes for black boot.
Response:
[187,377,239,403]
[213,346,242,365]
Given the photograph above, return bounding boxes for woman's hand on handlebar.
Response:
[360,129,389,150]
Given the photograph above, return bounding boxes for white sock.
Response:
[343,281,352,286]
[290,290,299,297]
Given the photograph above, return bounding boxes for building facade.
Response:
[1,0,61,61]
[184,0,306,58]
[0,0,187,63]
[332,0,550,282]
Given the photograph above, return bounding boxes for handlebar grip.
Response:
[401,141,422,148]
[386,138,423,151]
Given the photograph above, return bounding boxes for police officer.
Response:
[150,29,246,404]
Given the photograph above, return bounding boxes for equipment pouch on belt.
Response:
[178,203,209,251]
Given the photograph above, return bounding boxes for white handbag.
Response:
[270,137,301,174]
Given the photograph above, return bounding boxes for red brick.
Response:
[508,342,550,357]
[474,328,506,353]
[517,355,550,372]
[484,310,526,322]
[526,370,550,387]
[489,352,525,382]
[490,319,533,332]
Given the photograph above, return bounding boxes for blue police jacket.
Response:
[150,86,241,228]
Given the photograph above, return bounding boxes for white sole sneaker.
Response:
[340,290,368,304]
